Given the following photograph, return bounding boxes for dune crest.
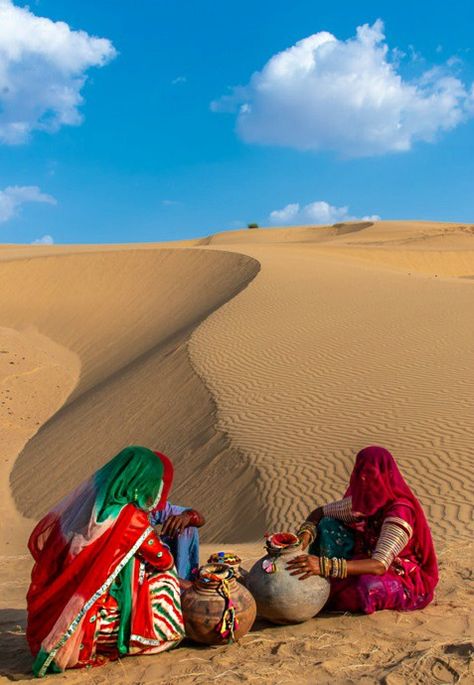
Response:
[1,247,262,550]
[190,223,474,543]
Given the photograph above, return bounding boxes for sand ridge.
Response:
[190,240,474,543]
[0,247,261,549]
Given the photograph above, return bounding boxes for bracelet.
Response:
[297,522,316,536]
[296,521,317,544]
[320,555,330,577]
[319,556,347,579]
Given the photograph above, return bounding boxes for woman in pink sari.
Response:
[287,446,438,614]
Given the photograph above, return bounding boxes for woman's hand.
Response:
[286,554,321,580]
[161,511,193,538]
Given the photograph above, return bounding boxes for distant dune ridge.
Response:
[0,221,473,683]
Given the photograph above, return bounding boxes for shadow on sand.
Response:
[0,609,33,681]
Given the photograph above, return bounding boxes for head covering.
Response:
[27,446,173,672]
[94,446,167,520]
[29,446,167,563]
[347,445,414,517]
[346,445,438,591]
[153,451,174,511]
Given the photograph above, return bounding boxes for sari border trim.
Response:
[37,525,153,677]
[130,632,183,647]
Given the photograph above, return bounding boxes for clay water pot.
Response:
[181,563,256,645]
[246,532,330,625]
[207,551,248,585]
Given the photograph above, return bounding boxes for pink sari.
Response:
[328,446,438,614]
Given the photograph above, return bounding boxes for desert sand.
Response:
[0,221,473,683]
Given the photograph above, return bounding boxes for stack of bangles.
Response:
[319,556,348,579]
[296,521,317,545]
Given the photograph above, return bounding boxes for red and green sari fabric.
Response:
[27,446,184,677]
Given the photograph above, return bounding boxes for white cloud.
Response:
[269,203,300,224]
[0,185,56,223]
[212,20,474,157]
[31,234,54,245]
[171,76,187,85]
[0,0,116,144]
[269,200,380,225]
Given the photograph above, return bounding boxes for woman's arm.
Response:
[286,554,386,580]
[161,509,206,538]
[287,520,411,579]
[306,506,324,525]
[297,499,358,550]
[295,506,325,550]
[137,530,174,570]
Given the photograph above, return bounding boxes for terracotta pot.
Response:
[181,563,256,645]
[246,532,330,625]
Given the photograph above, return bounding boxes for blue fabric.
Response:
[310,516,355,559]
[150,502,200,580]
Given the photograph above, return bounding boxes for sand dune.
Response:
[1,221,473,683]
[190,237,474,543]
[198,221,374,246]
[1,248,261,549]
[319,221,474,278]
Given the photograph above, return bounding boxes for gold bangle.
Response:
[322,557,348,579]
[296,522,316,544]
[298,521,317,535]
[320,556,331,578]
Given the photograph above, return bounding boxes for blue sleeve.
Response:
[149,501,188,526]
[166,503,188,517]
[150,503,198,581]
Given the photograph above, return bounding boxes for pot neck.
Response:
[266,543,301,557]
[194,576,238,595]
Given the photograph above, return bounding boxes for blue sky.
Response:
[0,0,473,244]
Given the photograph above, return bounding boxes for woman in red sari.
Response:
[27,446,185,677]
[287,446,438,613]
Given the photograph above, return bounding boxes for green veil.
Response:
[94,445,165,522]
[94,446,167,654]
